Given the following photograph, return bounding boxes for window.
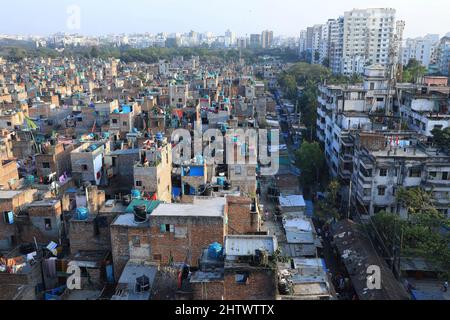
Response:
[160,224,174,233]
[409,168,421,178]
[378,186,386,196]
[123,122,128,126]
[112,119,118,124]
[429,172,437,178]
[443,172,449,180]
[44,219,52,230]
[3,211,13,224]
[6,121,12,126]
[42,162,50,169]
[136,181,142,187]
[235,272,249,284]
[81,165,88,171]
[131,236,141,247]
[379,168,387,177]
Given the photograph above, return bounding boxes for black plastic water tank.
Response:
[133,205,147,223]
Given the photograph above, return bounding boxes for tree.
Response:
[316,180,341,222]
[402,59,427,83]
[372,187,450,279]
[278,73,297,100]
[90,46,100,58]
[295,141,325,187]
[431,127,450,150]
[7,47,26,62]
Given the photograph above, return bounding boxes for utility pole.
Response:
[347,179,352,220]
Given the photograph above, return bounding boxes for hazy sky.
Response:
[1,0,449,38]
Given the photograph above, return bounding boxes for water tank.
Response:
[133,205,147,224]
[155,132,163,141]
[208,242,223,259]
[123,195,131,206]
[131,189,141,199]
[217,177,225,186]
[26,175,35,185]
[76,207,89,220]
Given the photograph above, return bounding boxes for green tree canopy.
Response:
[431,127,450,150]
[295,141,325,186]
[402,58,427,83]
[372,187,450,279]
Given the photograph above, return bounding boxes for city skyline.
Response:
[0,0,449,39]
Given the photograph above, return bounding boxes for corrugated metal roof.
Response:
[279,195,306,207]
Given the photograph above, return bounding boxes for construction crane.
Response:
[385,20,405,121]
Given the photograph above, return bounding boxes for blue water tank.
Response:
[217,177,225,186]
[131,189,141,199]
[208,242,223,259]
[76,207,89,220]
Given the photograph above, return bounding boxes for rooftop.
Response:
[224,235,278,257]
[279,194,306,208]
[151,197,226,217]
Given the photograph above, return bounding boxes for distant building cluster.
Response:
[299,7,450,76]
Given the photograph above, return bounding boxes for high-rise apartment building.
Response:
[436,36,450,75]
[401,34,440,70]
[250,34,261,48]
[342,8,396,75]
[328,17,345,74]
[299,30,307,55]
[261,30,274,48]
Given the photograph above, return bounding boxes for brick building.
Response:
[0,189,37,250]
[0,159,20,190]
[133,138,172,203]
[110,197,226,280]
[225,196,261,235]
[35,139,75,181]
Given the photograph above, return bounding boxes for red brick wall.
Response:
[149,217,224,267]
[226,197,259,235]
[191,281,224,300]
[223,269,276,300]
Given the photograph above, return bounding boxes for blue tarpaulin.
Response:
[121,105,131,114]
[189,166,204,177]
[172,187,181,197]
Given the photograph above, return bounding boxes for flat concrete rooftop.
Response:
[151,197,226,217]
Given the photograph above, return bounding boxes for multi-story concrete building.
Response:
[70,142,108,186]
[249,34,261,49]
[401,34,440,70]
[169,81,189,108]
[436,36,450,75]
[133,138,172,203]
[398,77,450,136]
[317,65,393,181]
[342,8,396,75]
[261,30,274,49]
[328,17,345,74]
[351,132,450,218]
